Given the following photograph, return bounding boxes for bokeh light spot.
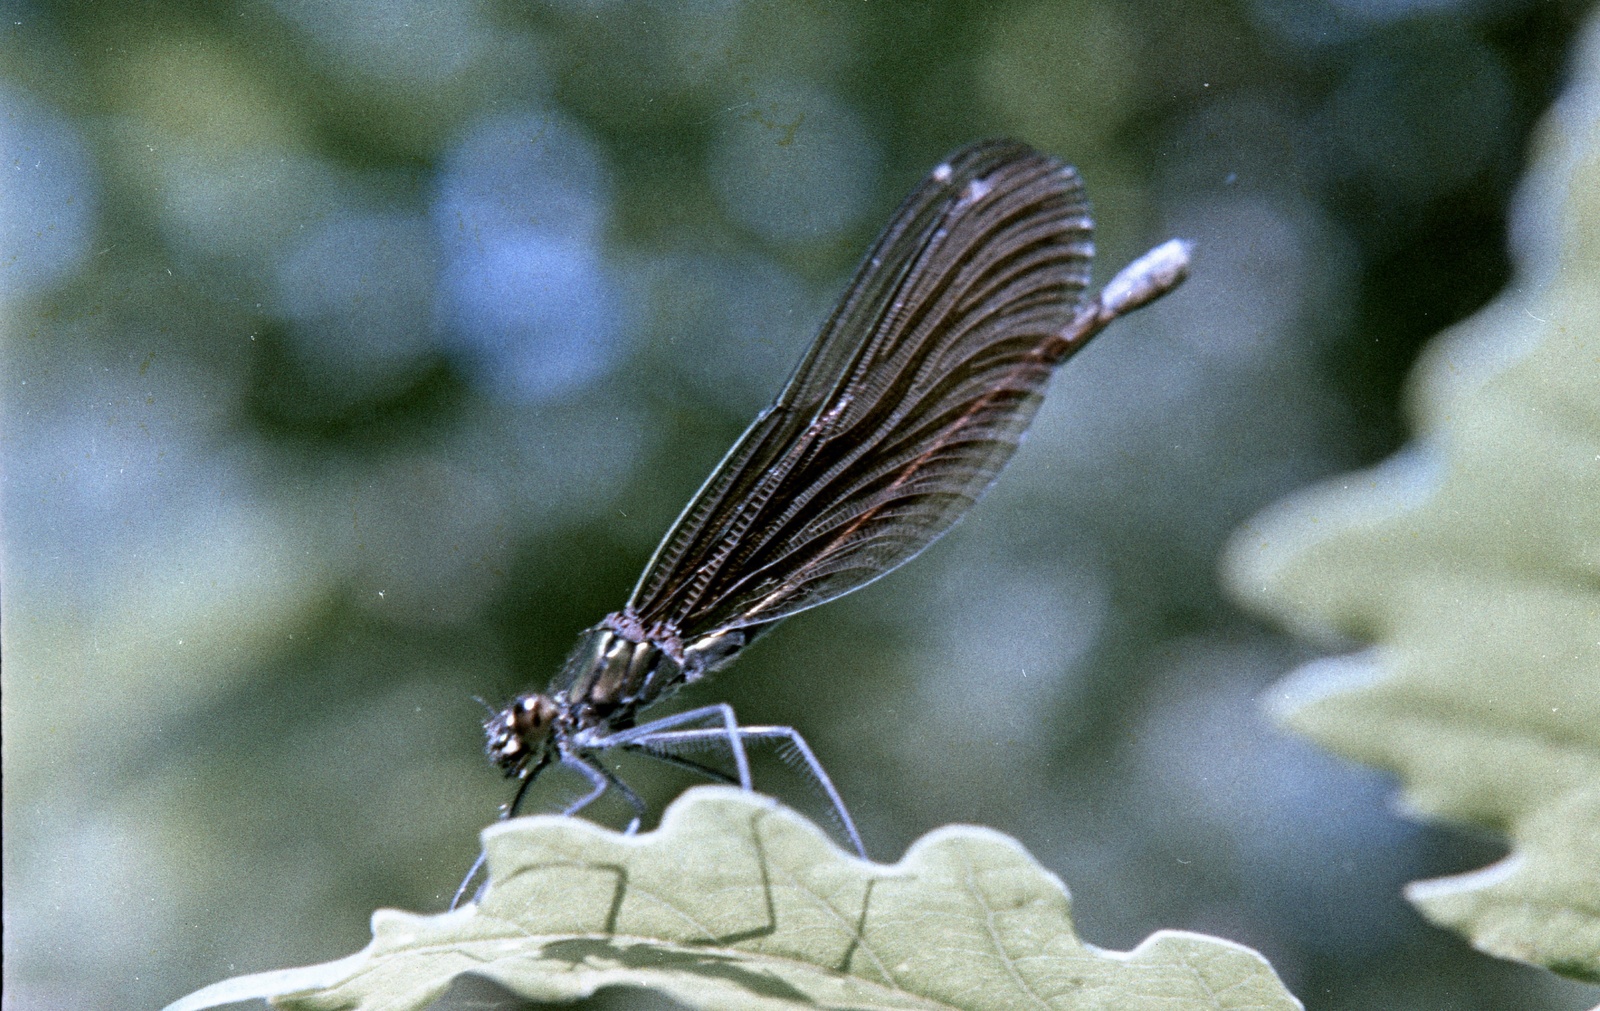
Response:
[274,212,441,389]
[0,89,98,301]
[432,110,625,400]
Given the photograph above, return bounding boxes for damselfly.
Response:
[458,140,1189,905]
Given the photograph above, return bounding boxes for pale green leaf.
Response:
[165,788,1301,1011]
[1224,14,1600,981]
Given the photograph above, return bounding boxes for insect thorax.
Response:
[558,623,681,720]
[560,615,751,717]
[484,614,752,773]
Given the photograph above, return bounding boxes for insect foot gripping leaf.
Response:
[165,788,1302,1011]
[1224,13,1600,984]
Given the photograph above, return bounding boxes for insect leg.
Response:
[623,722,866,859]
[603,703,753,789]
[559,753,614,817]
[732,724,864,858]
[452,750,555,910]
[450,852,487,910]
[618,742,739,785]
[505,750,555,819]
[591,760,648,834]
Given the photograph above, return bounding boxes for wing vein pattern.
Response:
[627,140,1094,637]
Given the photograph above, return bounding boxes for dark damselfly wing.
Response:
[626,140,1095,639]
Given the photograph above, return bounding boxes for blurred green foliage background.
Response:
[3,1,1598,1010]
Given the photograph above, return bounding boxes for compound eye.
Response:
[518,694,557,732]
[484,694,558,772]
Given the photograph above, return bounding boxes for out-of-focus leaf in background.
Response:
[4,3,1600,1011]
[1226,14,1600,982]
[169,789,1303,1011]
